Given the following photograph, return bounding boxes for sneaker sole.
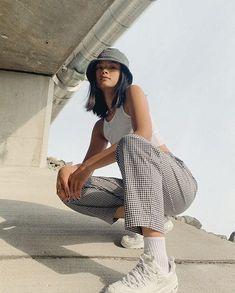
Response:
[156,281,178,293]
[105,281,178,293]
[120,239,144,249]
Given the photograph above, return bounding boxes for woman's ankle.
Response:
[114,206,125,219]
[142,227,164,237]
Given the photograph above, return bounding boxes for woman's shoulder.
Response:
[93,118,107,140]
[124,84,148,115]
[125,84,147,103]
[94,118,104,130]
[126,84,144,95]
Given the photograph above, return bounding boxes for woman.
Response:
[56,47,198,293]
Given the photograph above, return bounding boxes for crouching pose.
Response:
[56,48,198,293]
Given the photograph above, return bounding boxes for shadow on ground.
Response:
[0,199,128,288]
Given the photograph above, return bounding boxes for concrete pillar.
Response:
[0,71,54,167]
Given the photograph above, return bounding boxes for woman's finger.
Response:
[73,179,80,199]
[58,189,67,201]
[62,181,70,198]
[60,178,70,199]
[74,182,81,199]
[69,176,80,199]
[56,178,63,194]
[69,175,77,199]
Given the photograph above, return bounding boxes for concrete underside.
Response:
[0,167,235,293]
[0,0,115,75]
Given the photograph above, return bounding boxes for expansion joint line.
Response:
[0,255,235,264]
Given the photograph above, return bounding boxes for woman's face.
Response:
[95,60,121,90]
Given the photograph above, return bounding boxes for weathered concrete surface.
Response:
[0,167,235,292]
[0,0,115,75]
[0,71,54,167]
[1,258,234,293]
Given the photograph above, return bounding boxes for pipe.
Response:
[51,0,156,121]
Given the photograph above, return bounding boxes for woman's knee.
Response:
[116,134,152,164]
[117,134,143,154]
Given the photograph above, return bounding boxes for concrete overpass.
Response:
[0,0,155,167]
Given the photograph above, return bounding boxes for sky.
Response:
[48,0,235,238]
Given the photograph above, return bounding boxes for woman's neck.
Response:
[103,88,116,110]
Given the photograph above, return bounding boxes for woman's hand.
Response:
[68,163,92,199]
[56,165,80,201]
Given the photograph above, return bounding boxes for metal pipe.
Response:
[51,0,156,121]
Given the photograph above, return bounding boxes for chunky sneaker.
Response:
[121,218,174,249]
[105,254,178,293]
[121,233,144,249]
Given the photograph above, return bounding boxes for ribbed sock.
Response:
[144,236,169,273]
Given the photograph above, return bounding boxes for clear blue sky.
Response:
[48,0,235,237]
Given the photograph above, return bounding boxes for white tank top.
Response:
[103,105,164,146]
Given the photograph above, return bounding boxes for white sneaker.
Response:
[164,218,174,234]
[121,218,174,249]
[121,233,144,249]
[105,254,178,293]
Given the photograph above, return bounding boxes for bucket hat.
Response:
[86,48,133,84]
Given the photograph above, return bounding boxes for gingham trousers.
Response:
[65,134,197,234]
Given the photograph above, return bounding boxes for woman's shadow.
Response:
[0,199,129,290]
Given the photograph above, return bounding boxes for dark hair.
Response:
[85,64,131,118]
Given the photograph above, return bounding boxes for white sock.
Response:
[144,237,169,273]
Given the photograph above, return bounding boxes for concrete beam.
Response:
[0,0,115,75]
[0,71,54,167]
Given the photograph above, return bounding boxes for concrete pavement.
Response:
[0,167,235,293]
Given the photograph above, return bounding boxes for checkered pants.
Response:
[65,134,197,234]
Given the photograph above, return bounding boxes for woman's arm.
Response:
[83,143,117,171]
[83,85,152,171]
[124,84,152,141]
[68,84,153,198]
[57,119,108,200]
[82,118,117,170]
[84,85,153,171]
[68,124,117,198]
[83,119,108,162]
[81,119,117,171]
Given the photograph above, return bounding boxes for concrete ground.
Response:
[0,167,235,293]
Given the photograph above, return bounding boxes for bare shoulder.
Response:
[93,118,105,137]
[126,84,145,97]
[94,118,104,128]
[124,84,148,114]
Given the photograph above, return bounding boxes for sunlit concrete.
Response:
[0,71,53,167]
[0,167,234,292]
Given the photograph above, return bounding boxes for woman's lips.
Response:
[100,76,110,80]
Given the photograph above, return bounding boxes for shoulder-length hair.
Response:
[85,64,131,118]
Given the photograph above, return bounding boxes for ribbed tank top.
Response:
[103,105,164,146]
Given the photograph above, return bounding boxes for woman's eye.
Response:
[109,65,119,70]
[96,64,119,71]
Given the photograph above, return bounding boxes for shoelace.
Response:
[122,256,157,288]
